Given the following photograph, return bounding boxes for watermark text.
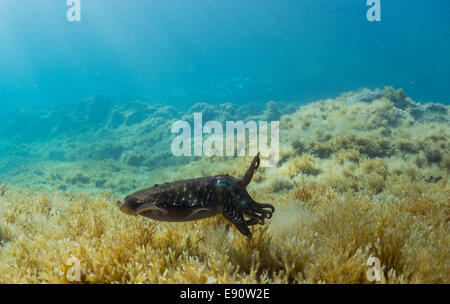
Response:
[171,113,279,167]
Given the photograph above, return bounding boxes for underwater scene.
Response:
[0,1,449,284]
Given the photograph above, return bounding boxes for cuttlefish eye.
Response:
[214,177,231,188]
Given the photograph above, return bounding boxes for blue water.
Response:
[0,0,449,115]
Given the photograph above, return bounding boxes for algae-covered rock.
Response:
[124,152,145,167]
[56,95,113,134]
[410,102,448,123]
[185,101,262,122]
[345,88,383,103]
[155,105,179,119]
[186,102,221,122]
[95,178,107,188]
[260,101,282,121]
[382,86,415,109]
[124,101,157,126]
[90,143,124,161]
[48,150,66,161]
[65,171,91,185]
[85,94,112,124]
[0,109,60,141]
[108,110,125,129]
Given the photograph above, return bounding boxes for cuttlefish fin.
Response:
[135,203,169,216]
[187,208,215,219]
[223,210,252,239]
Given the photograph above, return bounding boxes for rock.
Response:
[90,143,124,160]
[261,101,282,121]
[410,102,449,123]
[108,110,125,129]
[65,172,91,185]
[424,103,447,115]
[124,101,157,126]
[124,152,145,167]
[383,87,415,109]
[186,102,220,121]
[348,88,383,103]
[48,150,66,161]
[155,105,179,119]
[85,95,112,124]
[185,102,259,122]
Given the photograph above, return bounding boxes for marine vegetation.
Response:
[118,153,275,238]
[0,87,448,283]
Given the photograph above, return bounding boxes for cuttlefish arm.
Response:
[239,152,260,187]
[222,209,252,238]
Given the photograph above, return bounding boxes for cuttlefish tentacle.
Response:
[239,152,260,187]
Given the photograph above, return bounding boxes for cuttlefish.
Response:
[117,153,275,238]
